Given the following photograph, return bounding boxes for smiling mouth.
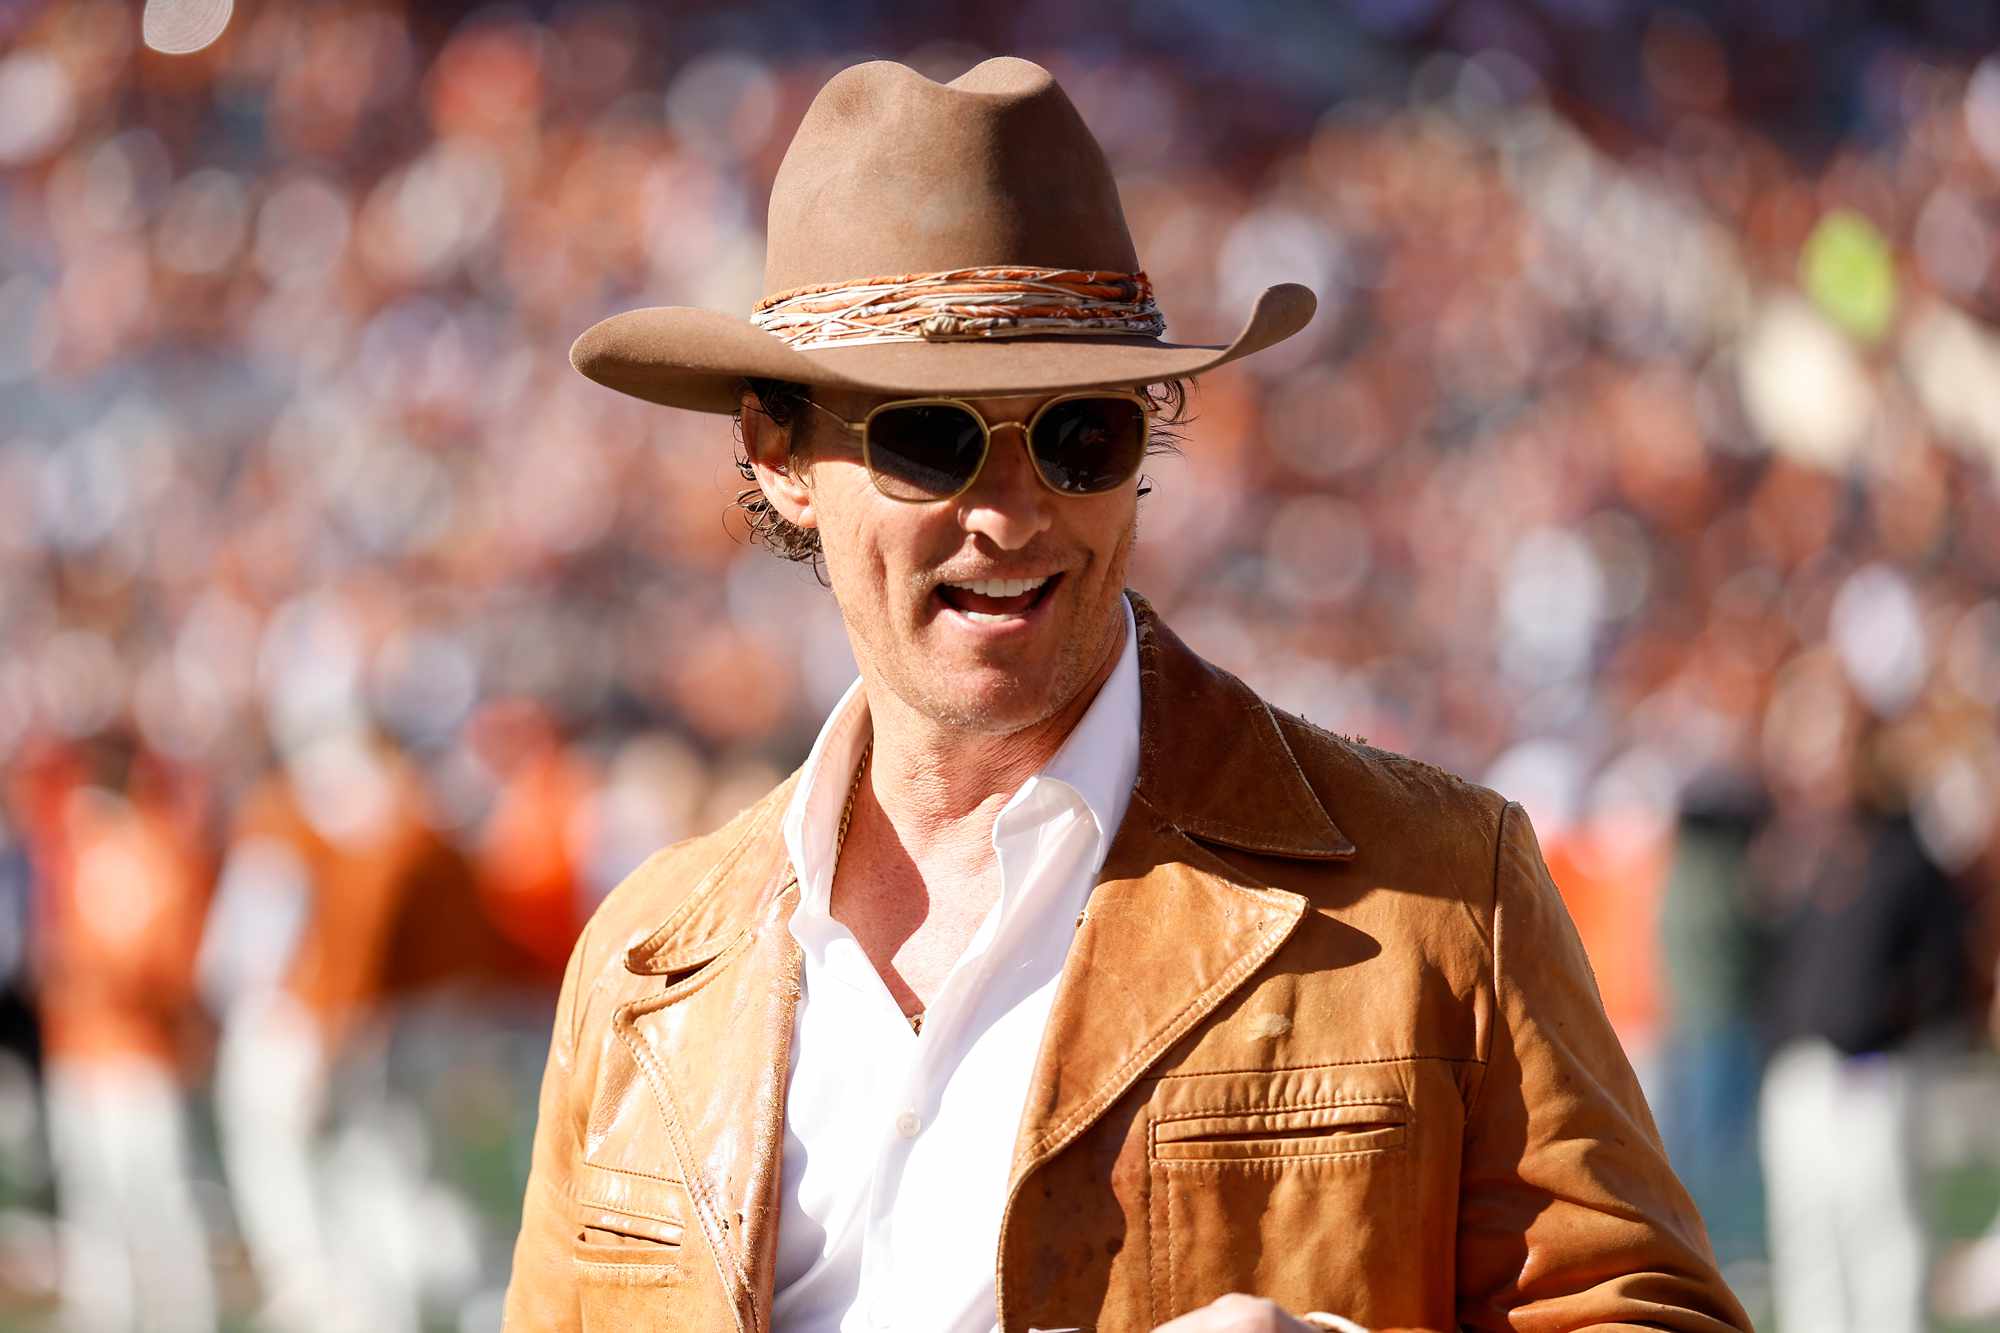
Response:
[934,573,1062,622]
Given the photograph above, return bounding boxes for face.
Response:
[750,387,1139,738]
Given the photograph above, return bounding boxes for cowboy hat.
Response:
[570,56,1316,414]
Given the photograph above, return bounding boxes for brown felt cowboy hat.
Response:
[570,56,1316,414]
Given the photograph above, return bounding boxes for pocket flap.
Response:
[1153,1099,1410,1160]
[572,1161,689,1246]
[578,1208,684,1247]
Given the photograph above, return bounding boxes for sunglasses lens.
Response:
[864,402,987,500]
[1030,396,1148,494]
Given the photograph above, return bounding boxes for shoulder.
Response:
[1281,709,1508,858]
[1261,702,1514,941]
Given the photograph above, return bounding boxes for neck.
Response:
[854,611,1127,863]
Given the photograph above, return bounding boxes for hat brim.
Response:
[568,283,1316,414]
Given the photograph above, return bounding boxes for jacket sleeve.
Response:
[502,920,594,1332]
[1453,802,1753,1332]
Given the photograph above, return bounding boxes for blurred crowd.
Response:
[2,0,1999,1329]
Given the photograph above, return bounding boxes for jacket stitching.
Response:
[1024,827,1301,1157]
[639,930,756,1007]
[573,1197,687,1230]
[1152,1122,1176,1325]
[1264,700,1347,843]
[1454,795,1502,952]
[997,801,1301,1329]
[1182,824,1347,856]
[570,1253,684,1278]
[1031,939,1259,1155]
[1151,1055,1481,1080]
[575,1159,685,1187]
[1150,1096,1410,1124]
[615,1016,755,1333]
[1129,595,1352,860]
[572,1257,683,1270]
[1153,1149,1406,1171]
[1145,1121,1160,1325]
[566,1169,690,1223]
[638,822,760,948]
[611,899,801,1333]
[1153,1133,1407,1162]
[626,789,790,969]
[1465,800,1512,1127]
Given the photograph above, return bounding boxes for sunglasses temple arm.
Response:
[802,398,869,436]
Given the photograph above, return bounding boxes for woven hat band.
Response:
[750,266,1166,350]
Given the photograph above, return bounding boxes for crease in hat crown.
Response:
[759,57,1139,295]
[568,55,1317,415]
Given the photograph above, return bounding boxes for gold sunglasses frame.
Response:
[801,390,1154,503]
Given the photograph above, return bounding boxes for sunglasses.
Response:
[801,391,1153,502]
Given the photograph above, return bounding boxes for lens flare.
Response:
[142,0,234,55]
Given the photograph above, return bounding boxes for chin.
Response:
[916,665,1072,736]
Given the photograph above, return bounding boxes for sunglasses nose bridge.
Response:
[949,414,1049,517]
[981,418,1047,492]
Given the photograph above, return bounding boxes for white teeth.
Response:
[946,576,1049,599]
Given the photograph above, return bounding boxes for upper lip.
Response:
[934,571,1061,589]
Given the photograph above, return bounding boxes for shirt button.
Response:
[894,1110,922,1138]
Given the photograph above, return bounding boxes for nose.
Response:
[955,420,1052,549]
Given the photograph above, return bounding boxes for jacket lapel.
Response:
[1005,805,1308,1185]
[615,788,801,1333]
[1006,595,1358,1194]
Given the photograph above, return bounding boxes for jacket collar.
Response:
[1127,591,1355,860]
[623,777,799,976]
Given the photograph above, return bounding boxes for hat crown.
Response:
[762,58,1140,296]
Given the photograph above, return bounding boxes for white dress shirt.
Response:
[771,597,1141,1333]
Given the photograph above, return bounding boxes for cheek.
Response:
[815,496,933,611]
[1073,496,1139,577]
[808,475,880,568]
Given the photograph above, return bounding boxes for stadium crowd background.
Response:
[2,0,1999,1328]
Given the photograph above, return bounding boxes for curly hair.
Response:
[729,377,1193,571]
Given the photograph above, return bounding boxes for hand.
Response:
[1150,1293,1329,1332]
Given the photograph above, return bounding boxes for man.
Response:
[15,732,217,1333]
[504,56,1750,1333]
[204,726,524,1333]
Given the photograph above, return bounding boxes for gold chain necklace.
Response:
[834,738,869,862]
[832,740,922,1036]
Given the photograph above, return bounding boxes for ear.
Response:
[741,389,817,531]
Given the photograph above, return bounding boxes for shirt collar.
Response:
[781,594,1141,918]
[999,593,1139,861]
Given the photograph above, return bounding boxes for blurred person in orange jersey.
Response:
[468,699,597,983]
[9,730,218,1333]
[199,724,528,1333]
[1537,806,1670,1068]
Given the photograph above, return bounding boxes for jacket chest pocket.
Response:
[1151,1100,1410,1162]
[1145,1076,1429,1327]
[570,1161,689,1305]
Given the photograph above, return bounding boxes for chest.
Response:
[839,879,994,1002]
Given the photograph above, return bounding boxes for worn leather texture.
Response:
[502,594,1752,1333]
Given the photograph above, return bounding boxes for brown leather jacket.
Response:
[503,597,1751,1333]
